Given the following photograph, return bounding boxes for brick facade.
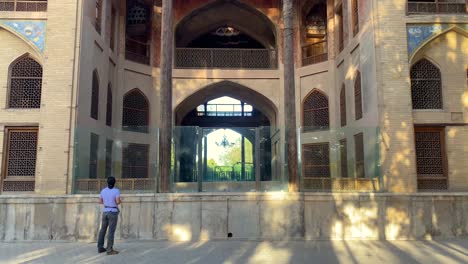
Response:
[0,0,466,194]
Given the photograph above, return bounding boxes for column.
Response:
[283,0,298,191]
[158,0,173,192]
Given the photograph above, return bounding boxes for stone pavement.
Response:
[0,240,467,264]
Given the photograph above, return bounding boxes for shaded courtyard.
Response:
[1,240,468,264]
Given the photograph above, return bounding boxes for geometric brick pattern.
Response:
[122,89,149,133]
[122,143,149,179]
[303,90,329,131]
[302,143,330,178]
[410,59,442,109]
[9,56,42,108]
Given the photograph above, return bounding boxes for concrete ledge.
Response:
[0,193,467,241]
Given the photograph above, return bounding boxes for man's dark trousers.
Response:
[97,212,119,251]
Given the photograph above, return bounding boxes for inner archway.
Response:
[174,0,277,69]
[175,0,276,49]
[173,82,279,191]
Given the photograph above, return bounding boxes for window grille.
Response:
[340,84,346,127]
[410,59,442,109]
[303,90,329,131]
[407,0,466,14]
[175,48,277,69]
[0,0,48,12]
[2,127,38,192]
[122,89,149,133]
[352,0,359,36]
[95,0,102,33]
[91,70,99,120]
[105,139,113,178]
[127,1,148,25]
[89,133,99,179]
[302,143,330,178]
[9,56,42,108]
[354,133,365,178]
[354,71,363,120]
[122,143,149,178]
[106,84,113,126]
[415,127,447,190]
[340,139,348,178]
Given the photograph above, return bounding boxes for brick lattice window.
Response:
[106,84,113,126]
[2,127,38,192]
[303,90,329,131]
[340,84,347,127]
[407,0,466,14]
[354,133,365,178]
[89,133,99,179]
[122,89,149,133]
[105,139,113,178]
[91,70,99,120]
[340,139,348,178]
[9,56,42,108]
[0,0,48,12]
[354,71,363,120]
[302,143,330,178]
[351,0,359,36]
[122,143,149,178]
[415,127,447,190]
[410,59,442,109]
[95,0,103,33]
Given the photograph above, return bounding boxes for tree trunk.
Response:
[158,0,173,193]
[283,0,299,192]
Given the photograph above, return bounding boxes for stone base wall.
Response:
[0,193,467,241]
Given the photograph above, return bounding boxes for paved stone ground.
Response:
[0,240,467,264]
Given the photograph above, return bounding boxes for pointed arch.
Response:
[410,58,442,109]
[409,26,468,63]
[8,54,43,108]
[106,83,113,126]
[0,25,45,56]
[90,70,99,120]
[340,84,346,127]
[354,71,363,120]
[302,89,329,131]
[175,80,277,127]
[122,88,149,133]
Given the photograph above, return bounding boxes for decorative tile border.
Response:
[0,20,46,53]
[407,24,468,60]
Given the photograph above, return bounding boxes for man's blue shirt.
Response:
[100,187,120,213]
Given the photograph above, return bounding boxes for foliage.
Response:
[219,138,253,166]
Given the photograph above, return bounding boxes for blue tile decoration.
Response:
[0,20,46,53]
[407,24,467,60]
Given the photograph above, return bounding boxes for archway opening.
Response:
[301,1,328,65]
[173,82,280,191]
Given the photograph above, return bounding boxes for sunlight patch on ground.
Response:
[246,242,291,264]
[14,248,55,264]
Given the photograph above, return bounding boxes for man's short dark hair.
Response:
[107,177,116,189]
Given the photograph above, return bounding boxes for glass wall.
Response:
[72,126,158,194]
[298,126,382,192]
[71,125,381,193]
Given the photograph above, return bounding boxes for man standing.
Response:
[97,177,121,255]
